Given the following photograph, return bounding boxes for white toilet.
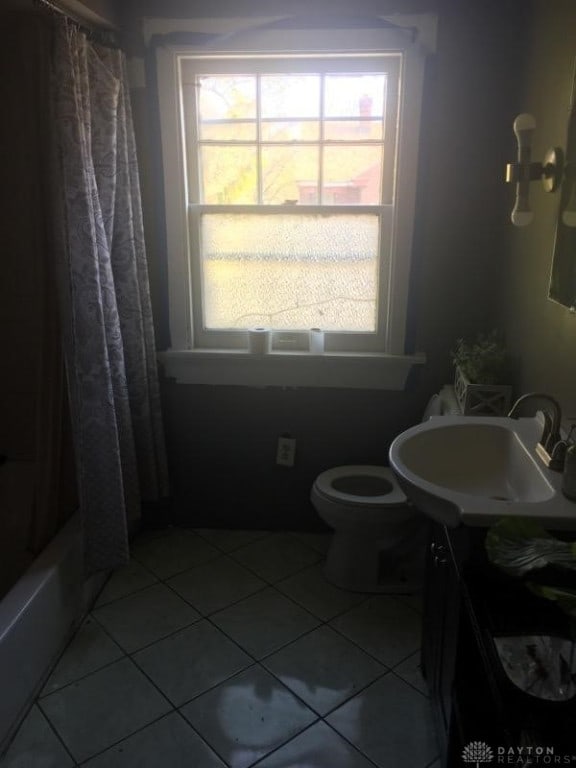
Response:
[310,389,457,593]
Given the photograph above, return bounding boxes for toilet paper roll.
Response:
[249,327,270,355]
[309,328,324,355]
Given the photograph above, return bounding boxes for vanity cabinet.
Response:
[423,523,576,767]
[422,523,460,760]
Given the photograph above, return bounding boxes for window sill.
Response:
[157,349,426,390]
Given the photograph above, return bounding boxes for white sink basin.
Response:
[389,416,576,529]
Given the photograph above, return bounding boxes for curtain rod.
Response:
[34,0,121,48]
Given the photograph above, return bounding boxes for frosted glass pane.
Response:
[200,214,379,331]
[200,146,257,204]
[323,146,383,205]
[261,146,319,204]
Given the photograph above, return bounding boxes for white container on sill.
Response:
[309,328,324,355]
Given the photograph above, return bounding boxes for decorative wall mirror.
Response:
[549,66,576,311]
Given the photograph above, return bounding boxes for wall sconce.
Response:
[505,113,576,227]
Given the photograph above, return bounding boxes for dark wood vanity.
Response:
[422,522,576,766]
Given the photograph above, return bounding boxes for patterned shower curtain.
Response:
[51,18,169,574]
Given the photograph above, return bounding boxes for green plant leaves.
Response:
[486,517,576,625]
[452,329,511,384]
[528,583,576,620]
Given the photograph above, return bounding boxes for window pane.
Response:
[200,213,379,331]
[261,75,320,118]
[324,74,386,119]
[199,146,257,204]
[200,121,256,142]
[324,118,383,141]
[261,146,319,204]
[197,75,256,140]
[323,146,383,205]
[261,119,319,142]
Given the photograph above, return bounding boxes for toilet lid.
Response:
[314,465,407,506]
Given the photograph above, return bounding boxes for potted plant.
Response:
[451,330,512,416]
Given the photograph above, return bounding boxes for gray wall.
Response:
[128,0,527,528]
[502,0,576,425]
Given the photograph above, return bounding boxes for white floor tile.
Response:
[394,592,424,614]
[253,721,374,768]
[288,531,332,554]
[330,595,422,667]
[263,626,385,715]
[1,705,74,768]
[39,658,171,763]
[194,529,271,552]
[93,583,200,652]
[394,651,428,696]
[326,674,438,768]
[167,556,266,615]
[131,528,220,578]
[83,712,226,767]
[95,559,158,607]
[211,587,320,659]
[41,616,124,696]
[230,533,322,583]
[9,529,438,768]
[277,564,368,621]
[180,665,317,768]
[133,620,253,706]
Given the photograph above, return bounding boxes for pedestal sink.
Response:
[389,416,576,530]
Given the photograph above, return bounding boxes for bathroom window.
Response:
[155,19,434,386]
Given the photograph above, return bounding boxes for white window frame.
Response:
[154,17,435,388]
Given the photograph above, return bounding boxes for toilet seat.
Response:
[314,465,407,507]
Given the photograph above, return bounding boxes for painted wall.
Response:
[501,0,576,427]
[127,0,527,528]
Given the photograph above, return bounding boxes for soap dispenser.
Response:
[562,427,576,501]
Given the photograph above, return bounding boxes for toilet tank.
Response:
[422,386,461,422]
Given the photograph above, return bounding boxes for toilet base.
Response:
[323,526,425,594]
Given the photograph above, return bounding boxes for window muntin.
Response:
[180,54,400,344]
[190,68,394,207]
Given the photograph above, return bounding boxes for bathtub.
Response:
[0,511,107,753]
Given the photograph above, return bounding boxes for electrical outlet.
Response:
[276,435,296,467]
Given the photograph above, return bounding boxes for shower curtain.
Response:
[51,17,169,573]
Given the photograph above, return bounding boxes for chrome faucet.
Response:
[508,392,564,470]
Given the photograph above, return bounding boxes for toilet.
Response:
[310,389,458,593]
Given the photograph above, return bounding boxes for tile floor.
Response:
[2,528,440,768]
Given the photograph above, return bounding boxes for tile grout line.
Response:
[326,612,419,671]
[192,527,276,552]
[71,711,179,766]
[97,568,403,766]
[72,706,249,767]
[55,556,424,713]
[38,612,419,762]
[320,718,388,768]
[29,701,80,768]
[25,528,429,768]
[43,595,420,712]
